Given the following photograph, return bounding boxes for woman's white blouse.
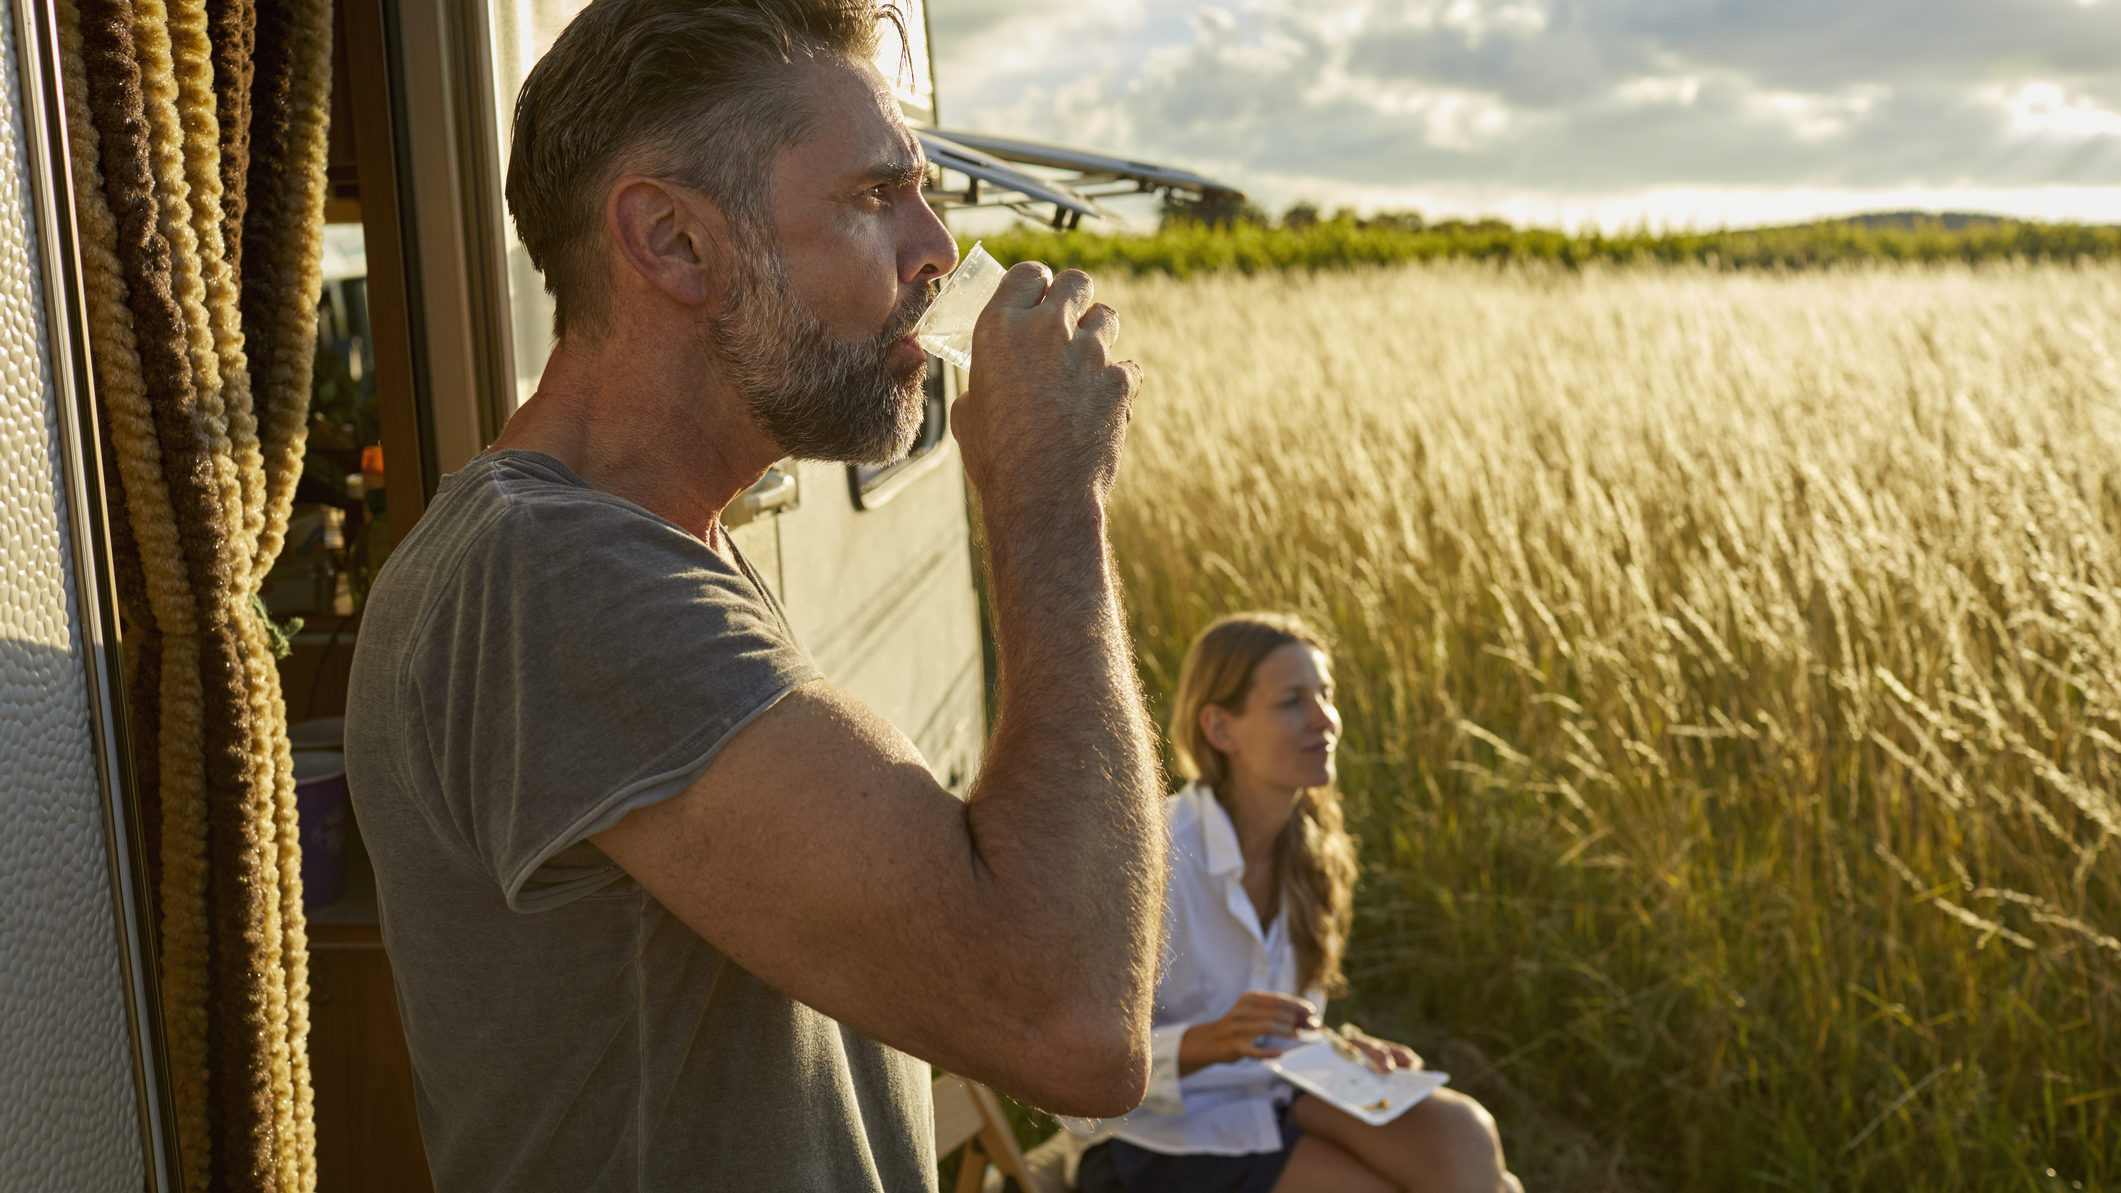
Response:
[1075,782,1328,1156]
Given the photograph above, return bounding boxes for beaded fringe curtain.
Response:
[55,0,333,1188]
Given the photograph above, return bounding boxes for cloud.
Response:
[926,0,2121,224]
[1988,81,2121,139]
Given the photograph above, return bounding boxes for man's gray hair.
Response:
[506,0,896,339]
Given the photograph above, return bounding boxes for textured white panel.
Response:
[0,0,150,1185]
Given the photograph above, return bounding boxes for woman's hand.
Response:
[1178,991,1320,1076]
[1337,1021,1422,1074]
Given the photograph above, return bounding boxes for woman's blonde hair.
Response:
[1169,613,1361,997]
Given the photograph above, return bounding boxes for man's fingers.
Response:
[989,260,1054,309]
[1078,302,1121,348]
[1045,268,1095,324]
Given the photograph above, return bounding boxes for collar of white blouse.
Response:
[1190,782,1280,947]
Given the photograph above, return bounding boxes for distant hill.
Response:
[1830,211,2114,231]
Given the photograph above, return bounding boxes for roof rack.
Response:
[918,128,1243,230]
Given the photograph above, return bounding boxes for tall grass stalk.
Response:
[1098,259,2121,1189]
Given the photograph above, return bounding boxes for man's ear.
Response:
[608,176,731,310]
[1200,705,1237,756]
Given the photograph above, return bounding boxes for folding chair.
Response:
[931,1073,1061,1193]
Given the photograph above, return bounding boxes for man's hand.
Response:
[1178,991,1320,1076]
[950,262,1141,523]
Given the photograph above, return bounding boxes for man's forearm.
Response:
[966,503,1165,1036]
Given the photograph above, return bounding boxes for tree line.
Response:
[973,199,2121,278]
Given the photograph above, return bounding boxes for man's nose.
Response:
[904,193,959,285]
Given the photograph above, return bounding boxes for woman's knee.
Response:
[1416,1090,1502,1149]
[1400,1091,1506,1186]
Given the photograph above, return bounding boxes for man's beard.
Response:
[711,241,934,465]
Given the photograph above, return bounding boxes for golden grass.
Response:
[1097,260,2121,1189]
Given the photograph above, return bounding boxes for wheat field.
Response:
[1094,260,2121,1189]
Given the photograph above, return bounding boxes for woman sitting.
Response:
[1074,612,1521,1193]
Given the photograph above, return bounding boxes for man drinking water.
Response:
[343,2,1165,1188]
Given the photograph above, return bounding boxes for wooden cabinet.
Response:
[308,921,433,1193]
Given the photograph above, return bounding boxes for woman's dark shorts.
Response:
[1074,1097,1304,1193]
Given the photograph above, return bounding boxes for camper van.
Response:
[0,1,1233,1188]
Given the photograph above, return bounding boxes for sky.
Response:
[923,0,2121,232]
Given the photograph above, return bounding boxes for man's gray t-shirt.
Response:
[344,449,935,1192]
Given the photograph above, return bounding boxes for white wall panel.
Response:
[0,0,148,1184]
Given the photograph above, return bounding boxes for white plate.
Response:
[1262,1035,1450,1126]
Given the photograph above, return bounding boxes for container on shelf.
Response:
[294,749,351,907]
